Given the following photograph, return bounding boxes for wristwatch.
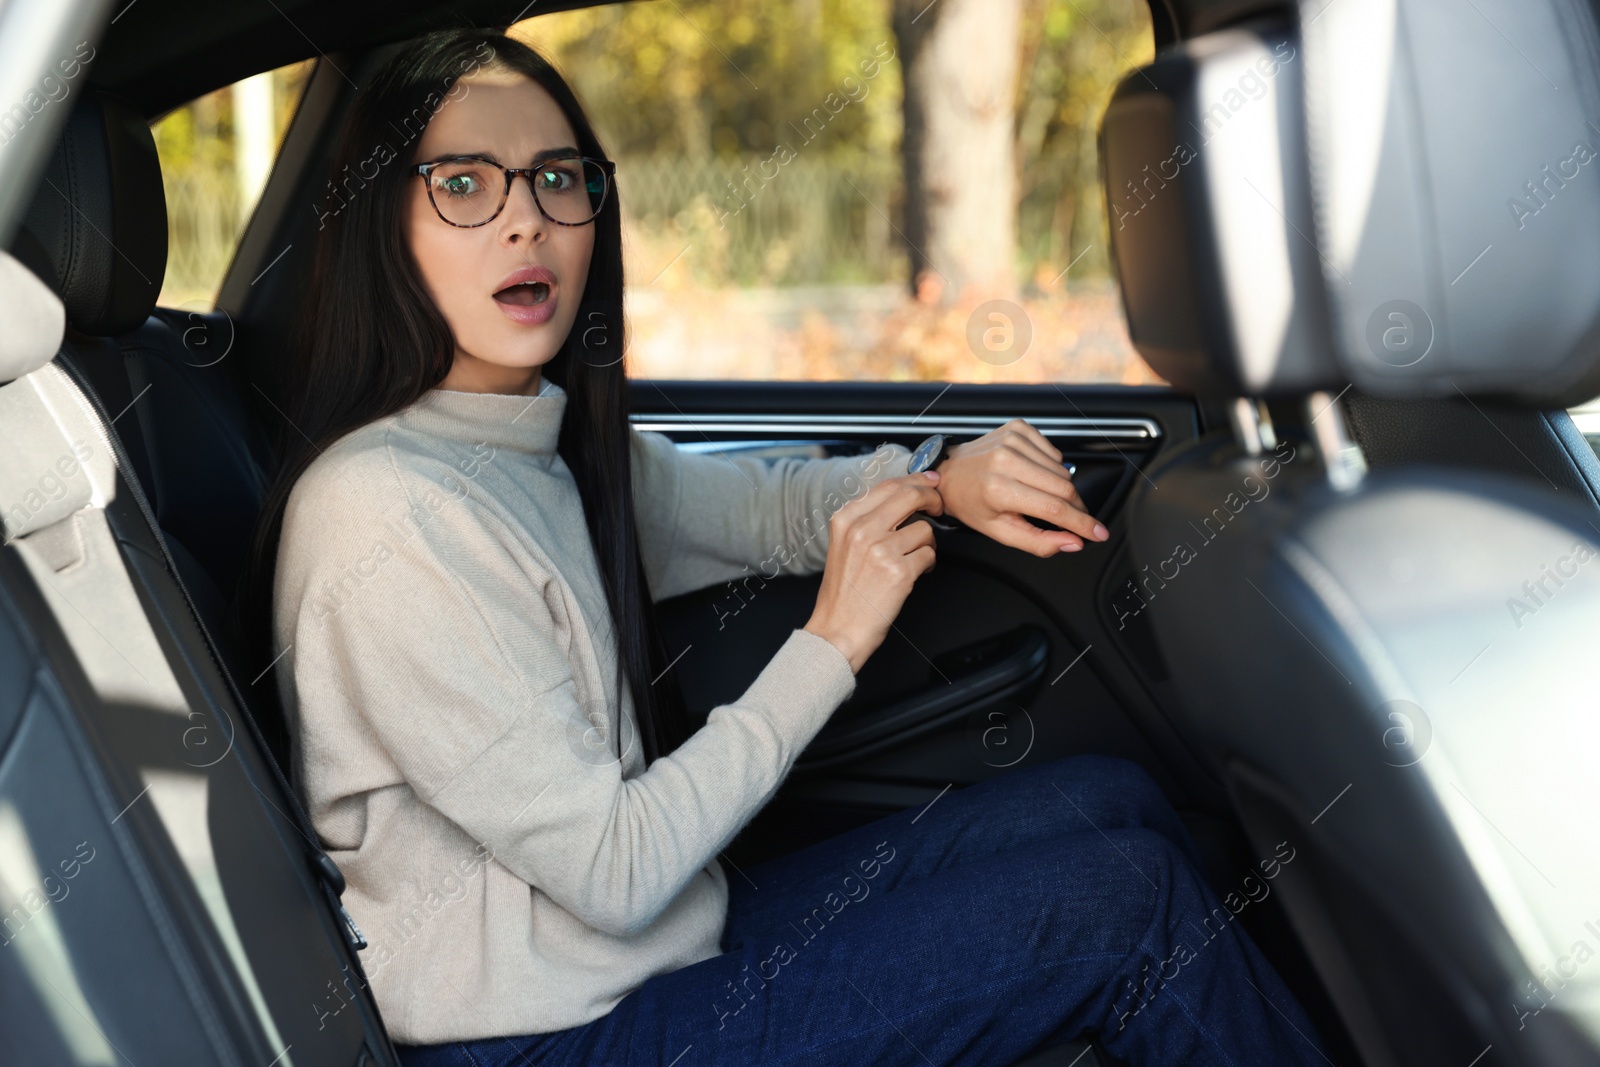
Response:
[904,433,962,530]
[907,433,950,475]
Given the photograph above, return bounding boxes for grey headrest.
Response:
[14,89,166,337]
[1303,0,1600,406]
[1102,0,1600,406]
[0,250,66,384]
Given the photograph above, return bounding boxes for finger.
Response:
[836,473,934,524]
[1000,482,1105,542]
[987,514,1082,558]
[887,516,936,554]
[998,434,1075,488]
[906,544,936,576]
[1000,444,1084,508]
[1005,419,1064,463]
[863,476,945,527]
[998,454,1108,538]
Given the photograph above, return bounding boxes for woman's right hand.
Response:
[804,472,943,673]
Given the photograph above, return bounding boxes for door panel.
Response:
[633,380,1220,868]
[797,623,1051,772]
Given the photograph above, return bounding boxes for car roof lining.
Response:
[90,0,630,118]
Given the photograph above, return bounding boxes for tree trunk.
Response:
[891,0,1024,302]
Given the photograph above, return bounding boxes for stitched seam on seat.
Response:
[60,139,82,314]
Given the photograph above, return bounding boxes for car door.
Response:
[635,379,1225,869]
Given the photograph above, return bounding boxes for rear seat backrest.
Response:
[12,88,286,769]
[0,243,396,1062]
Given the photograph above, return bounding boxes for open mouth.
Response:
[493,280,551,307]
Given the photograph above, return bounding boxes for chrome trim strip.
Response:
[674,439,829,454]
[629,413,1161,439]
[673,438,1077,475]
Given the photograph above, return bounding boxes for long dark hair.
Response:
[238,28,692,772]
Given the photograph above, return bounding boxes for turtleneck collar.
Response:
[399,378,566,459]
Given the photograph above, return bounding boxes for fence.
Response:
[160,169,245,308]
[615,151,902,287]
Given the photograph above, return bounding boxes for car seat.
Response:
[1101,3,1600,1065]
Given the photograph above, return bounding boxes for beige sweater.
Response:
[272,379,909,1044]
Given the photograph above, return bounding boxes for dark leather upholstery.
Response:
[1099,19,1342,396]
[13,89,274,591]
[119,308,274,600]
[1105,0,1600,408]
[1343,393,1600,510]
[1127,436,1600,1064]
[10,90,278,760]
[17,89,167,336]
[1103,2,1600,1063]
[1299,0,1600,406]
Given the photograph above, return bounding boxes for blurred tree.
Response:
[891,0,1024,302]
[1014,0,1153,281]
[514,1,900,161]
[519,0,1149,290]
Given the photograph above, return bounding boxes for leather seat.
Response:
[1101,4,1600,1065]
[11,88,286,767]
[1341,392,1600,509]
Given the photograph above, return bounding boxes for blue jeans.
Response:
[395,755,1330,1066]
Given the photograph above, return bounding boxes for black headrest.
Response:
[1103,1,1600,407]
[1101,20,1342,397]
[15,89,166,337]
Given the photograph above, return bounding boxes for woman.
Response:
[249,26,1329,1067]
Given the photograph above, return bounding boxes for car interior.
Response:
[3,0,1600,1064]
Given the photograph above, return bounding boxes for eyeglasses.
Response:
[413,155,616,228]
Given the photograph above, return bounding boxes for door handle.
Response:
[795,625,1051,772]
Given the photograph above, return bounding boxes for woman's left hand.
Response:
[934,419,1110,557]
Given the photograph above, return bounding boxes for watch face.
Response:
[909,433,946,474]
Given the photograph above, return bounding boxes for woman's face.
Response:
[403,69,594,396]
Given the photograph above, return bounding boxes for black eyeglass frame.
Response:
[412,154,617,228]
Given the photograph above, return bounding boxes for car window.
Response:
[152,60,315,310]
[511,2,1160,385]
